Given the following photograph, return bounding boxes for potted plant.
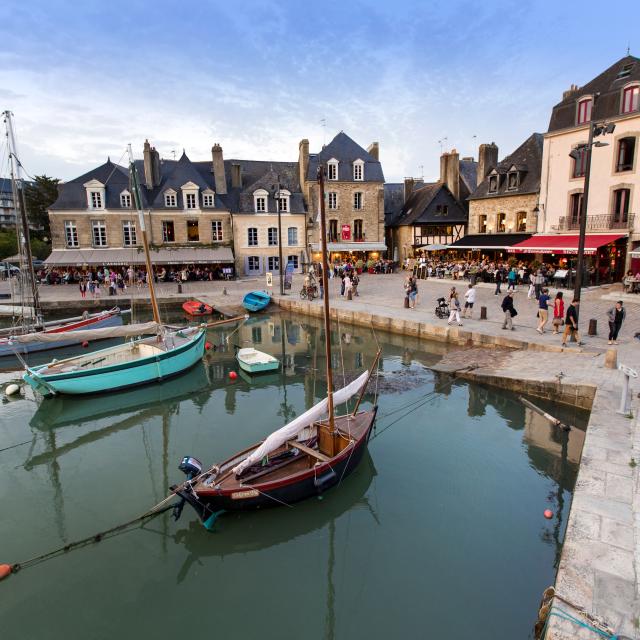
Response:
[356,259,364,274]
[367,259,375,273]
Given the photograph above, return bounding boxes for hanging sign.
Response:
[341,225,351,241]
[266,272,273,287]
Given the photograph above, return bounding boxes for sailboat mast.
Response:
[4,110,42,326]
[317,166,335,430]
[127,144,161,325]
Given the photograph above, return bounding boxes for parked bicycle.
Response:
[300,284,318,300]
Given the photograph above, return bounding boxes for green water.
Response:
[0,311,587,639]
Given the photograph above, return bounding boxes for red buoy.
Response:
[229,371,238,380]
[0,564,12,580]
[205,342,212,351]
[82,341,89,348]
[544,509,553,519]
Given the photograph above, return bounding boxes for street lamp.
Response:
[274,177,285,296]
[567,94,615,304]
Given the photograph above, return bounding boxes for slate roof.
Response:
[384,183,405,226]
[468,133,543,200]
[307,132,384,182]
[390,182,468,227]
[459,159,478,195]
[548,56,640,132]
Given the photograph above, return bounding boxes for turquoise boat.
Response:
[23,327,206,397]
[242,291,271,312]
[236,347,279,374]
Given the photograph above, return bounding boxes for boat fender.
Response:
[229,371,237,380]
[205,342,212,351]
[5,383,20,396]
[0,564,12,580]
[314,467,337,493]
[82,341,89,348]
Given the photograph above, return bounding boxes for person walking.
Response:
[408,276,418,308]
[494,268,503,295]
[507,268,517,292]
[534,270,545,300]
[79,279,87,299]
[562,299,583,347]
[344,273,353,299]
[537,287,551,333]
[606,300,626,344]
[551,291,564,335]
[463,283,476,319]
[501,292,517,330]
[448,288,462,326]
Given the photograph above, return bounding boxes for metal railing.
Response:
[557,213,635,231]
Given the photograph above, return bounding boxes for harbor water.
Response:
[0,310,587,639]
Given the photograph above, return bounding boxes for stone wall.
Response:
[468,193,539,234]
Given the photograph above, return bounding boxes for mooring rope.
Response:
[541,607,618,639]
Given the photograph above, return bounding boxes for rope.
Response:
[0,438,33,453]
[542,607,618,639]
[239,483,293,508]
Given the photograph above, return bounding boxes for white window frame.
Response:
[120,191,132,208]
[268,256,280,272]
[277,189,290,212]
[185,193,197,210]
[353,192,363,210]
[353,159,364,181]
[122,220,137,246]
[268,227,278,246]
[211,220,223,242]
[84,179,105,210]
[253,188,268,213]
[202,193,215,207]
[162,220,175,242]
[328,192,338,209]
[91,220,107,247]
[64,220,78,248]
[327,158,339,181]
[247,256,260,272]
[287,226,298,246]
[164,191,177,208]
[248,227,258,246]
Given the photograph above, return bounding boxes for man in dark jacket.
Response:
[495,268,503,296]
[562,299,584,346]
[606,301,626,344]
[501,292,516,330]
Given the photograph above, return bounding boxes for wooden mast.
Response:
[127,144,161,326]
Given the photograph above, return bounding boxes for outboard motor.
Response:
[173,456,203,521]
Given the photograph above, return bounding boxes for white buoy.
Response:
[5,384,20,396]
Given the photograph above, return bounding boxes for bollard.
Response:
[177,283,182,294]
[604,348,617,369]
[480,306,487,320]
[588,318,597,336]
[617,364,638,415]
[347,289,353,300]
[404,296,410,309]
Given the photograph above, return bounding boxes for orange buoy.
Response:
[0,564,12,580]
[544,509,553,519]
[205,342,212,351]
[82,341,89,348]
[229,371,238,380]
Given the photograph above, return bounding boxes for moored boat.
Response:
[182,300,213,316]
[236,347,279,373]
[242,291,271,312]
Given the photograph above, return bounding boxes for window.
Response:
[435,204,448,216]
[277,197,288,212]
[89,191,103,209]
[577,97,592,125]
[268,256,279,272]
[122,221,137,246]
[162,220,175,242]
[622,86,639,114]
[328,192,338,209]
[248,227,258,246]
[569,193,583,226]
[64,221,78,247]
[507,172,519,190]
[256,196,266,212]
[572,146,587,178]
[211,220,223,241]
[353,192,363,210]
[354,219,363,241]
[120,192,131,208]
[353,160,364,181]
[616,137,636,172]
[251,326,262,343]
[203,193,215,207]
[478,215,487,233]
[488,175,498,193]
[165,192,177,207]
[329,219,338,242]
[248,256,260,272]
[287,227,298,246]
[185,193,197,209]
[327,160,338,181]
[187,220,199,242]
[497,213,506,233]
[91,220,107,247]
[516,212,527,232]
[617,62,635,80]
[613,188,630,223]
[287,255,299,270]
[268,227,278,246]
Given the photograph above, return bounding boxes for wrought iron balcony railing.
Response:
[557,213,635,232]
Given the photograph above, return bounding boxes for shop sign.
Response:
[341,225,351,241]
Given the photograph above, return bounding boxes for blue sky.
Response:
[1,0,638,183]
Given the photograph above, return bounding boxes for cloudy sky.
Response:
[1,0,637,183]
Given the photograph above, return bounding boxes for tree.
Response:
[0,230,17,260]
[24,175,59,237]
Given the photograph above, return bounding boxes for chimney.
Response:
[211,144,227,194]
[403,177,415,203]
[151,147,160,186]
[562,83,579,101]
[143,139,154,189]
[440,151,449,185]
[445,148,460,200]
[367,141,379,161]
[477,142,498,186]
[231,163,242,189]
[298,139,309,187]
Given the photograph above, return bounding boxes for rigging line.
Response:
[0,438,34,453]
[239,483,293,508]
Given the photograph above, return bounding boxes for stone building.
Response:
[448,135,542,258]
[299,132,386,263]
[526,55,640,277]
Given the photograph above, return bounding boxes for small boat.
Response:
[236,347,279,374]
[182,300,213,316]
[242,291,271,312]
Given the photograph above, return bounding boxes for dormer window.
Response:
[617,62,635,80]
[90,191,103,209]
[84,179,105,210]
[181,182,199,210]
[327,159,339,181]
[488,175,498,193]
[120,191,132,208]
[506,171,519,190]
[202,191,215,207]
[277,189,291,212]
[185,193,197,209]
[164,190,177,207]
[353,160,364,181]
[576,97,592,125]
[253,188,268,213]
[622,85,639,114]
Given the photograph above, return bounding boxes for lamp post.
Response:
[275,177,285,295]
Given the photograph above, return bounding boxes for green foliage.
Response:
[30,237,51,260]
[24,175,59,236]
[507,257,518,268]
[0,230,17,260]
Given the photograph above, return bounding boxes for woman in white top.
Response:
[463,284,476,318]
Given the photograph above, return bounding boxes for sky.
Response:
[1,0,638,184]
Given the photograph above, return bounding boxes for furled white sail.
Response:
[9,322,160,344]
[232,370,370,475]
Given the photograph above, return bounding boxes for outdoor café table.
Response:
[624,276,640,293]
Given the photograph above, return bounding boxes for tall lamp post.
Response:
[275,177,285,295]
[568,94,615,304]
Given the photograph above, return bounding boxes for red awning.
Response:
[507,234,626,255]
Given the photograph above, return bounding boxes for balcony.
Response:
[557,213,635,232]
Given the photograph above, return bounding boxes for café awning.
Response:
[507,233,626,255]
[44,246,235,266]
[309,242,387,252]
[447,233,532,250]
[419,243,448,251]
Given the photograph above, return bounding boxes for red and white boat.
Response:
[182,300,213,316]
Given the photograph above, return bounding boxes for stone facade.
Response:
[468,193,539,235]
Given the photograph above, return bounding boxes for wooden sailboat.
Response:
[22,145,208,396]
[171,165,381,527]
